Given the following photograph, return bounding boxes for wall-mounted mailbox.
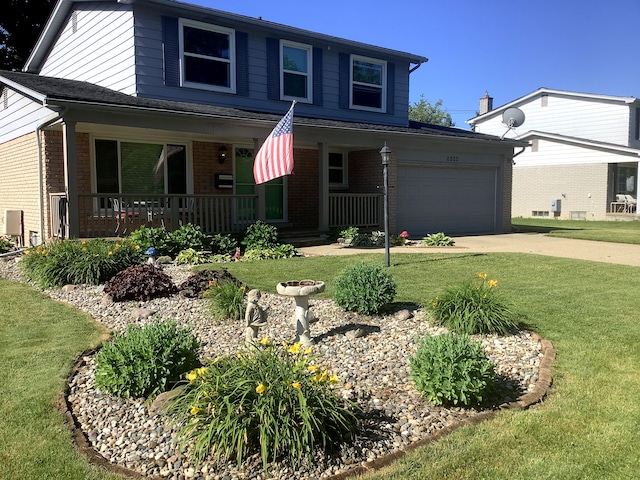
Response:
[551,199,561,212]
[215,174,233,189]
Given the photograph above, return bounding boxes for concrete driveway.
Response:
[298,233,640,267]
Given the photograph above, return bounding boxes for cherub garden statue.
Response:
[244,289,267,344]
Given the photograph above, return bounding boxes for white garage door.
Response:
[397,165,498,236]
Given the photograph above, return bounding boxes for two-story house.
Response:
[0,0,525,245]
[469,89,640,221]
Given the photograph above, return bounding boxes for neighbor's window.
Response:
[614,163,636,195]
[328,152,347,185]
[280,40,312,102]
[350,54,386,112]
[179,19,235,93]
[94,140,187,199]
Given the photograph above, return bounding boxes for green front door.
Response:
[234,147,285,221]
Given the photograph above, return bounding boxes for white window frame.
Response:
[328,151,348,187]
[280,40,312,103]
[349,54,386,113]
[179,18,236,93]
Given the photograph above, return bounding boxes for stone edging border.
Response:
[58,333,555,480]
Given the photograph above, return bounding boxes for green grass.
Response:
[3,250,640,479]
[0,279,125,480]
[512,217,640,244]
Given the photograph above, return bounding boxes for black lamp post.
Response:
[380,142,391,267]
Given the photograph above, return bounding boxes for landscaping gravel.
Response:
[0,257,544,479]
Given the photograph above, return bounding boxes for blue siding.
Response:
[132,7,412,126]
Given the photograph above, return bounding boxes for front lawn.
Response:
[512,217,640,244]
[2,251,640,479]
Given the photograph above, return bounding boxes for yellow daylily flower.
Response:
[477,272,487,279]
[256,383,266,395]
[303,347,313,355]
[487,279,498,288]
[190,406,201,415]
[185,371,198,382]
[291,382,302,389]
[259,337,271,346]
[307,365,319,372]
[329,374,339,384]
[289,342,302,354]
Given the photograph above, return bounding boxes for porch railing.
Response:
[78,194,257,238]
[329,193,382,228]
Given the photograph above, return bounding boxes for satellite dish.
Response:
[501,107,525,139]
[502,108,525,128]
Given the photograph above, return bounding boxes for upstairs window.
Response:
[280,41,312,102]
[350,55,386,112]
[179,19,235,93]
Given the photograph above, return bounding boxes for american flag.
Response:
[253,102,295,184]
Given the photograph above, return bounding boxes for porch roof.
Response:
[0,70,527,146]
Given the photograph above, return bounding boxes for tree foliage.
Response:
[409,94,455,127]
[0,0,55,71]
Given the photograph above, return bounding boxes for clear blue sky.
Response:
[195,0,639,129]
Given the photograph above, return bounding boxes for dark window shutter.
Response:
[266,37,280,100]
[312,47,323,106]
[386,62,395,115]
[162,16,180,87]
[236,31,249,96]
[338,52,350,109]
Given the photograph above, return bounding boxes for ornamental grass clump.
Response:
[205,278,247,321]
[410,332,496,407]
[19,238,141,288]
[427,273,518,335]
[95,320,201,399]
[334,262,396,314]
[167,340,360,469]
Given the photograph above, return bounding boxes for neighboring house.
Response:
[469,89,640,221]
[0,0,525,245]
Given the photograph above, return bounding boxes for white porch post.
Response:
[62,121,79,238]
[318,142,329,231]
[253,138,266,221]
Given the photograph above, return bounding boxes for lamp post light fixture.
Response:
[218,145,228,164]
[380,142,391,267]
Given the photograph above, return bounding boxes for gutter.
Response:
[35,108,67,244]
[409,59,427,74]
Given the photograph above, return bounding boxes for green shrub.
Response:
[241,220,279,250]
[103,264,177,302]
[128,226,171,256]
[334,262,396,314]
[422,232,455,246]
[338,226,359,244]
[350,232,373,247]
[176,248,211,265]
[95,320,201,399]
[167,224,208,257]
[209,233,238,256]
[206,279,247,321]
[410,332,496,407]
[19,238,141,288]
[243,244,297,260]
[370,230,385,247]
[167,341,360,469]
[428,273,518,335]
[0,235,14,254]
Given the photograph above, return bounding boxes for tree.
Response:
[408,94,455,127]
[0,0,55,71]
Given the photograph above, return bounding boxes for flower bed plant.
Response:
[19,238,141,288]
[427,273,518,335]
[334,262,396,314]
[205,278,247,321]
[94,320,201,399]
[168,341,360,469]
[410,332,496,407]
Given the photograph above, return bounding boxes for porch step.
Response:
[278,231,331,248]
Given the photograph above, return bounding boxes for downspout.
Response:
[409,59,427,74]
[35,108,67,244]
[513,146,527,159]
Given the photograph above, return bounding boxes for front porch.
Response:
[53,192,383,239]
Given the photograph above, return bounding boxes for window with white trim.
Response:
[350,55,386,112]
[328,152,347,186]
[179,19,235,93]
[280,40,312,102]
